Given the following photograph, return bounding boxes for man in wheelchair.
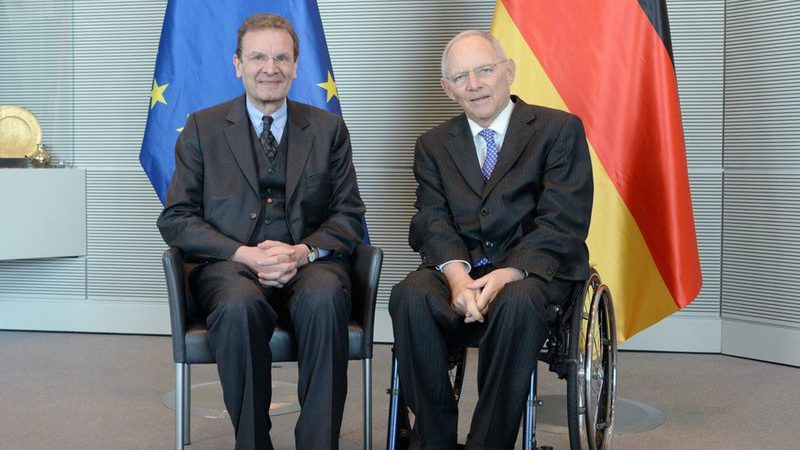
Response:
[389,30,593,449]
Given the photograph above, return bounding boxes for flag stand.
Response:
[162,380,300,418]
[536,394,665,435]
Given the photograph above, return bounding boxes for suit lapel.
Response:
[285,100,313,203]
[483,100,537,198]
[445,115,484,196]
[223,96,259,196]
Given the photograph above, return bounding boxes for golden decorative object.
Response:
[30,143,51,168]
[0,105,43,158]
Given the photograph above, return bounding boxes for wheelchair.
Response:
[386,268,618,450]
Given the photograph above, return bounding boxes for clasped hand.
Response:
[232,240,309,288]
[445,266,525,324]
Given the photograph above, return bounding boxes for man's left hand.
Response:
[466,267,526,318]
[255,240,311,287]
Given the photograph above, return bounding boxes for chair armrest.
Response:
[349,243,383,359]
[162,247,189,363]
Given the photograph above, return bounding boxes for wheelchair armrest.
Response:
[162,247,190,363]
[349,243,383,359]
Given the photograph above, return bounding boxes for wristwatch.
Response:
[305,244,319,263]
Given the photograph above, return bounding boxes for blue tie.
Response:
[475,128,497,268]
[479,128,498,182]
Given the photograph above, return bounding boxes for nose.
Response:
[465,70,481,89]
[261,58,279,73]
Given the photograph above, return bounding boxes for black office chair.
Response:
[163,243,383,450]
[387,268,617,450]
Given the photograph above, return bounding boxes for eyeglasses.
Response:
[242,52,293,67]
[445,60,507,86]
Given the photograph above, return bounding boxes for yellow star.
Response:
[316,71,338,103]
[150,79,168,109]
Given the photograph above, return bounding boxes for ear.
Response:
[505,58,516,85]
[233,54,243,78]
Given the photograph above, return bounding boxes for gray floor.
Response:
[0,331,797,449]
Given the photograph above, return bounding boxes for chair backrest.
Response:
[162,247,188,363]
[349,244,384,359]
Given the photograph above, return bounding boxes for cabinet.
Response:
[0,168,86,260]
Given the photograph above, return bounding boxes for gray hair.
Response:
[441,30,508,78]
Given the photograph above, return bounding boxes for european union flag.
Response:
[140,0,341,204]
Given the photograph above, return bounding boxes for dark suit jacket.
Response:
[157,95,365,261]
[409,96,592,282]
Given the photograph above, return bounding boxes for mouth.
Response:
[469,95,491,104]
[256,78,283,87]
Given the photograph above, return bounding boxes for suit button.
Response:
[267,198,273,204]
[485,241,495,248]
[480,208,488,216]
[268,167,275,174]
[249,212,257,219]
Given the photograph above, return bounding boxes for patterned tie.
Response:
[260,115,278,161]
[479,128,498,182]
[475,128,497,268]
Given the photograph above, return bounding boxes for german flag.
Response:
[491,0,702,342]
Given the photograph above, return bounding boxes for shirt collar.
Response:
[467,98,515,139]
[246,98,288,137]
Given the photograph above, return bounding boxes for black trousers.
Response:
[389,266,573,450]
[191,259,351,450]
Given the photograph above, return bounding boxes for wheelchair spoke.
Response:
[566,271,617,450]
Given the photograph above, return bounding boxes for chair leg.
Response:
[363,358,372,450]
[386,352,401,450]
[184,364,191,445]
[175,363,186,449]
[523,367,538,450]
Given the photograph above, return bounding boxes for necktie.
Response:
[479,128,498,182]
[260,115,278,161]
[475,128,498,268]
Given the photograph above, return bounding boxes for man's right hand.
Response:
[231,245,296,288]
[442,263,484,323]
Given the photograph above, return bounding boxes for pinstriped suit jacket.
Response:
[409,96,593,282]
[157,95,365,262]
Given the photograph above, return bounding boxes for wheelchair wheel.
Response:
[566,270,618,450]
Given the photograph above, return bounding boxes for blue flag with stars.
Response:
[140,0,340,204]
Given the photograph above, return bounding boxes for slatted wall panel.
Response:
[0,0,166,313]
[72,0,166,168]
[0,1,84,301]
[668,0,724,316]
[0,1,74,163]
[0,258,86,299]
[723,0,800,328]
[0,0,739,337]
[725,1,800,170]
[684,174,722,315]
[72,1,168,301]
[86,171,166,300]
[722,175,800,326]
[319,0,495,305]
